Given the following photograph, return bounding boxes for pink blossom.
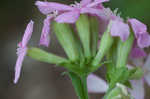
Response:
[102,8,130,42]
[129,54,150,99]
[35,0,109,47]
[36,0,109,23]
[14,20,34,83]
[128,19,150,48]
[87,74,108,93]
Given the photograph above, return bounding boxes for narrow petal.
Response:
[35,1,73,15]
[14,48,27,84]
[110,20,130,41]
[80,0,92,6]
[128,19,147,38]
[137,33,150,48]
[143,54,150,85]
[22,20,34,47]
[129,80,145,99]
[55,11,80,23]
[39,15,53,47]
[87,74,108,93]
[143,54,150,71]
[81,7,101,15]
[130,47,146,58]
[144,73,150,86]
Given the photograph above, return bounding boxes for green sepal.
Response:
[129,67,144,80]
[116,33,134,68]
[107,67,131,90]
[92,27,114,67]
[90,16,99,57]
[76,14,91,59]
[27,47,68,65]
[68,72,89,99]
[52,22,80,62]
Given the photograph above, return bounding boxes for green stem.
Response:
[68,72,89,99]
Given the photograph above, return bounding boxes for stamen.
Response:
[70,1,81,8]
[49,10,58,17]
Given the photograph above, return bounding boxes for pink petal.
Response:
[143,54,150,71]
[128,19,147,38]
[81,7,103,16]
[130,47,146,58]
[86,0,109,8]
[87,74,108,93]
[143,54,150,86]
[80,0,92,6]
[21,20,34,47]
[35,1,73,15]
[14,47,27,84]
[137,33,150,48]
[110,20,130,41]
[128,19,150,48]
[39,15,53,47]
[144,73,150,86]
[129,80,145,99]
[55,11,80,23]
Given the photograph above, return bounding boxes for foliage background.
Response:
[0,0,150,99]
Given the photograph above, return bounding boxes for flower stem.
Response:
[68,72,89,99]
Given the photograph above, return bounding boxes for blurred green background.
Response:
[0,0,150,99]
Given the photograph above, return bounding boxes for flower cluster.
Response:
[14,0,150,99]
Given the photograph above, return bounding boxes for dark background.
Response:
[0,0,150,99]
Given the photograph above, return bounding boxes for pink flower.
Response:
[129,54,150,99]
[14,20,34,84]
[128,19,150,48]
[102,8,130,42]
[87,74,108,93]
[36,0,109,23]
[35,0,109,47]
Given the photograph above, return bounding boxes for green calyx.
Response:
[91,25,114,69]
[76,14,91,59]
[116,33,134,68]
[52,22,80,62]
[27,47,68,65]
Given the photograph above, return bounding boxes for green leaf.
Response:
[52,22,80,62]
[27,47,68,64]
